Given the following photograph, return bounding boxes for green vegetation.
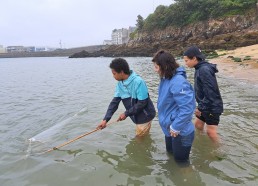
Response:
[136,15,144,31]
[204,50,219,59]
[135,0,257,32]
[233,57,242,62]
[215,155,225,161]
[243,56,251,60]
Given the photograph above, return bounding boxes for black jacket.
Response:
[194,61,223,113]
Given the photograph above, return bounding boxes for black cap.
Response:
[183,45,205,60]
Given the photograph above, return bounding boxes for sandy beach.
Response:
[210,44,258,84]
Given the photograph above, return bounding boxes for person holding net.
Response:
[97,58,156,137]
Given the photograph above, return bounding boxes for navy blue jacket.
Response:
[103,70,156,124]
[194,61,223,113]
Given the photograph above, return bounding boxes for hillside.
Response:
[70,1,258,58]
[70,14,258,58]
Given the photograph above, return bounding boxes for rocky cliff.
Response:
[70,10,258,58]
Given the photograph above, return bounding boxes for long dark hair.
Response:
[152,50,179,79]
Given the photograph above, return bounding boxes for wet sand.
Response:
[210,44,258,84]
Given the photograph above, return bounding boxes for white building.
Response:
[104,26,137,45]
[111,28,127,45]
[0,45,6,53]
[6,46,25,52]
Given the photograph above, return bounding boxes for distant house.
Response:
[0,45,6,53]
[25,46,36,52]
[35,47,56,52]
[6,46,26,53]
[6,45,57,53]
[35,47,47,52]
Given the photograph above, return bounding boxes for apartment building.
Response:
[108,26,137,45]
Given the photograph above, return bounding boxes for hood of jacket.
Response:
[176,66,187,78]
[194,61,218,73]
[122,70,137,86]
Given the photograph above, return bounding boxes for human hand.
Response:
[195,108,201,117]
[97,120,107,129]
[117,113,127,121]
[170,130,179,138]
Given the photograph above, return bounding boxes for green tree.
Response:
[136,15,144,31]
[136,0,257,32]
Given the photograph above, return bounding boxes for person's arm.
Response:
[97,97,121,129]
[98,84,121,129]
[103,97,121,121]
[170,79,195,134]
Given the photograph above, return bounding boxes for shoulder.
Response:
[171,75,190,90]
[198,63,214,74]
[133,75,146,85]
[172,74,187,84]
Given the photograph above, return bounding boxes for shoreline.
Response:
[210,44,258,85]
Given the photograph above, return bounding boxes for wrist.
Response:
[170,126,180,134]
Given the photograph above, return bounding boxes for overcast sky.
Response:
[0,0,174,49]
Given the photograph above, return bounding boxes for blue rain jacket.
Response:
[104,70,156,124]
[157,67,195,137]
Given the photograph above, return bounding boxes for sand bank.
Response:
[210,44,258,84]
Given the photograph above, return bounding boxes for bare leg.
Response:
[194,117,205,131]
[206,125,220,144]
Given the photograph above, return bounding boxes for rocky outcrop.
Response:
[70,10,258,58]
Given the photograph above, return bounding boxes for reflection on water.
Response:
[0,57,257,186]
[97,136,155,177]
[97,135,206,186]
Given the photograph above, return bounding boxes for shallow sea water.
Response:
[0,57,257,186]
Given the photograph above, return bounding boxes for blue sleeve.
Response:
[170,79,195,132]
[103,97,121,122]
